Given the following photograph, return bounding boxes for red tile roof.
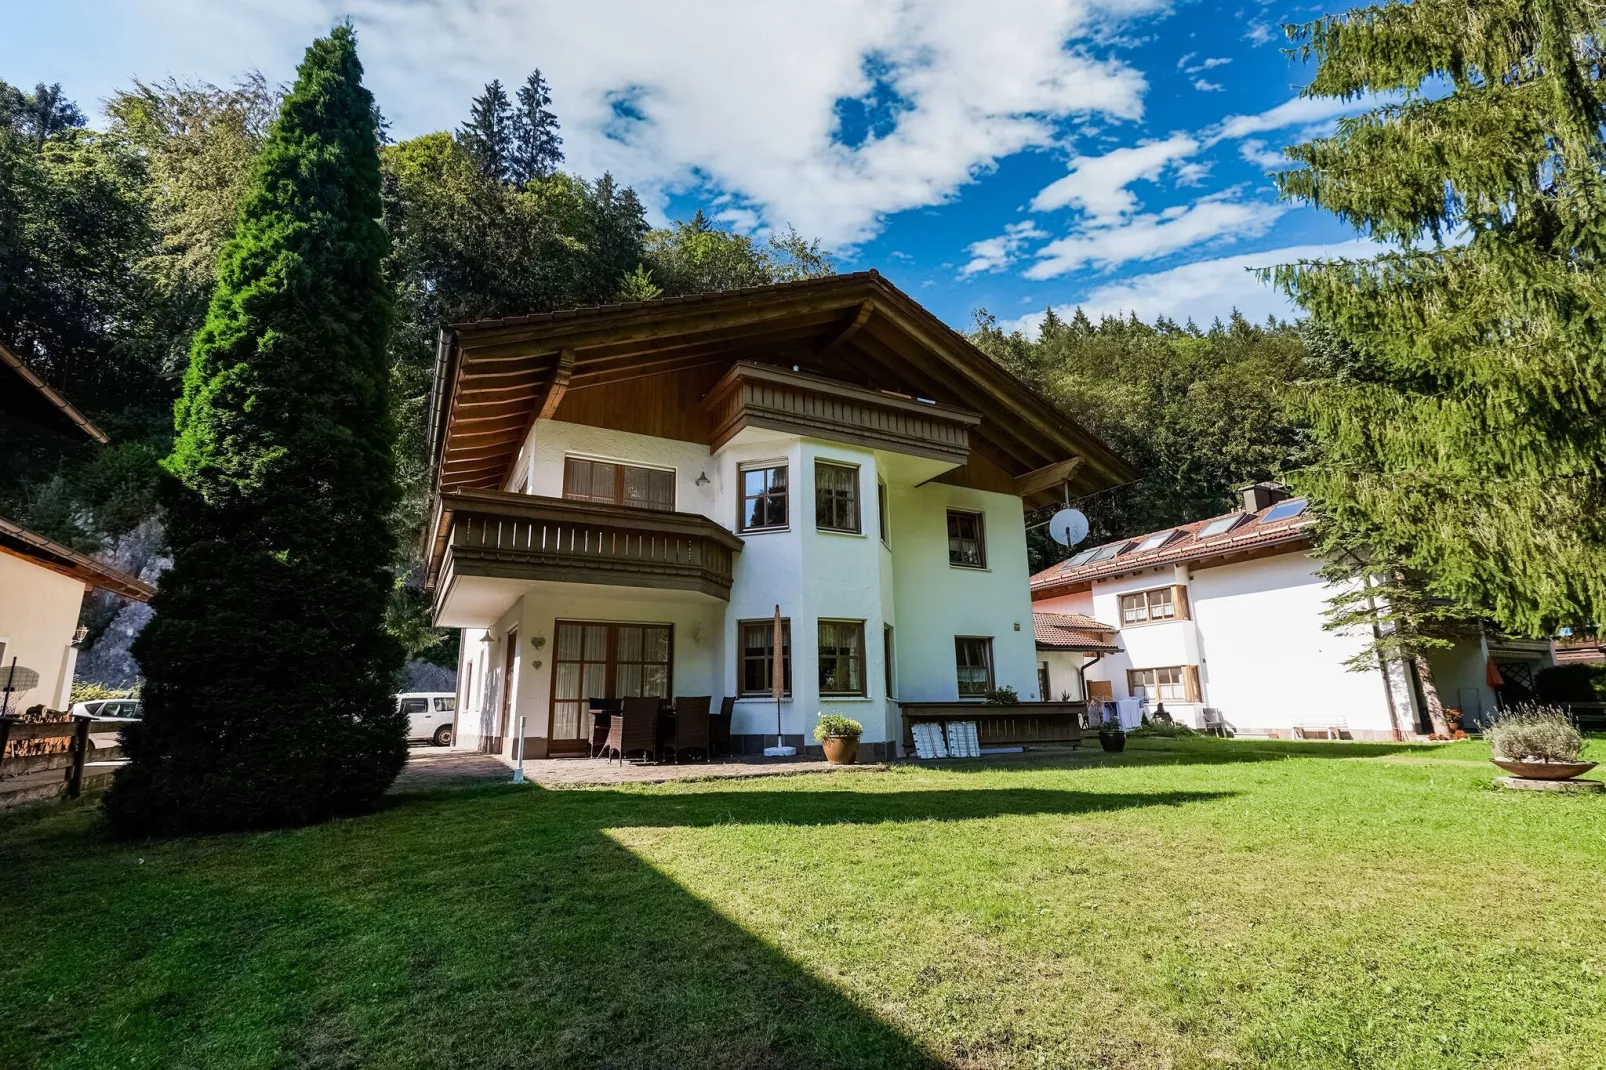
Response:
[1031,499,1314,595]
[1033,612,1119,652]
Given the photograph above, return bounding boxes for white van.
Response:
[398,692,457,746]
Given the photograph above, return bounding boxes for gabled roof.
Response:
[0,516,154,602]
[427,271,1134,502]
[0,340,108,443]
[1033,612,1120,653]
[1031,498,1314,596]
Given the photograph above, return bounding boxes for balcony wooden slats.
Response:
[899,702,1092,751]
[704,362,981,464]
[432,490,743,606]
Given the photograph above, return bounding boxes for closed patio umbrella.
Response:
[763,604,795,756]
[1485,659,1505,688]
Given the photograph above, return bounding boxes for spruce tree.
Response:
[105,25,404,836]
[459,79,513,183]
[1271,1,1606,638]
[510,69,562,185]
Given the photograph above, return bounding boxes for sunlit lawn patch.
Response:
[3,736,1602,1069]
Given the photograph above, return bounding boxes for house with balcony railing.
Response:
[422,272,1132,759]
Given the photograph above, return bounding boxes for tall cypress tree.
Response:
[510,69,562,185]
[459,79,513,183]
[1272,1,1606,638]
[105,25,404,836]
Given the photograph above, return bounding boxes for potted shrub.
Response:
[1098,719,1126,753]
[1486,704,1596,782]
[984,686,1021,706]
[813,715,864,765]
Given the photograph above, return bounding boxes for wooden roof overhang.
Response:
[0,516,154,602]
[1,340,108,444]
[424,272,1135,578]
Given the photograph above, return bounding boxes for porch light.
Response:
[695,471,710,486]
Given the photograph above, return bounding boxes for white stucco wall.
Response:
[1039,650,1090,702]
[0,549,86,711]
[888,479,1039,704]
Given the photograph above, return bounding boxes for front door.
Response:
[549,621,673,756]
[1087,679,1113,706]
[493,628,518,753]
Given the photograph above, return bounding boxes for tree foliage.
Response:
[637,210,835,296]
[1270,0,1606,637]
[511,70,562,184]
[105,26,405,836]
[971,307,1312,571]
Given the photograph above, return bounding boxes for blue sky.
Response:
[12,0,1380,333]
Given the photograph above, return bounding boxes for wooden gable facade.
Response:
[423,271,1132,599]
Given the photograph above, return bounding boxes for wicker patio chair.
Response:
[709,696,735,758]
[669,696,712,763]
[588,698,621,758]
[617,697,661,764]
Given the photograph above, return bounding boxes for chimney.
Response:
[1238,480,1289,513]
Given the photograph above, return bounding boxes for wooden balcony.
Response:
[704,362,981,465]
[899,701,1092,752]
[430,489,744,607]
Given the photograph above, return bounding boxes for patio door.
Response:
[549,621,673,756]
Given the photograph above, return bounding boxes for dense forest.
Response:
[971,307,1312,572]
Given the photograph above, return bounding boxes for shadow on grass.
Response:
[0,784,1225,1070]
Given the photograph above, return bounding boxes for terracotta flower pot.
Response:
[821,735,860,765]
[1492,758,1598,781]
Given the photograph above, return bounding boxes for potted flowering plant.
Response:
[813,715,864,765]
[1487,704,1596,783]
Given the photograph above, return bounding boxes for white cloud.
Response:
[1173,160,1212,185]
[1238,138,1287,171]
[959,219,1048,277]
[1006,239,1384,332]
[1180,55,1231,74]
[1029,133,1200,218]
[1193,78,1224,92]
[87,0,1172,249]
[1244,21,1277,46]
[1212,96,1373,141]
[1023,193,1288,278]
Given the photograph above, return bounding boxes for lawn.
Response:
[3,738,1604,1070]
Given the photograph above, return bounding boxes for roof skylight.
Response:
[1085,540,1131,563]
[1062,548,1098,568]
[1134,529,1176,553]
[1197,513,1248,539]
[1261,498,1308,523]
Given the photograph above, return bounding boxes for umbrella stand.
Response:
[763,604,795,757]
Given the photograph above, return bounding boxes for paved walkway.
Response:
[391,745,886,792]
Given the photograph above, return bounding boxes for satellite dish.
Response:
[1048,508,1089,547]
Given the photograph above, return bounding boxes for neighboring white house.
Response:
[1030,483,1551,739]
[1,342,156,711]
[423,273,1132,759]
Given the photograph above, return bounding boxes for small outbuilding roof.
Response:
[1032,612,1120,653]
[0,340,109,444]
[0,516,155,602]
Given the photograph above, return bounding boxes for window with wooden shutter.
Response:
[1183,665,1202,703]
[1173,585,1191,620]
[563,457,675,510]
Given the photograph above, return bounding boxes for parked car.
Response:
[69,698,142,751]
[398,692,456,746]
[70,698,142,721]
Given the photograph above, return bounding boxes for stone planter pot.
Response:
[1492,757,1598,781]
[1099,733,1126,753]
[821,735,860,765]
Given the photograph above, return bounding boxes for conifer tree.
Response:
[104,25,404,836]
[1271,0,1606,638]
[459,78,513,182]
[510,69,562,184]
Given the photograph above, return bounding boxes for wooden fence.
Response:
[0,713,108,809]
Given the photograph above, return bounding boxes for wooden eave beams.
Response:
[816,302,872,361]
[1014,458,1084,499]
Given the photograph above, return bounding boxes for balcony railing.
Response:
[704,362,981,465]
[431,489,744,606]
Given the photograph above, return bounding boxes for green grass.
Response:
[4,738,1605,1069]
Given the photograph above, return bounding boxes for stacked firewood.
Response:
[2,706,73,759]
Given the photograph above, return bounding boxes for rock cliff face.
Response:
[77,520,170,688]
